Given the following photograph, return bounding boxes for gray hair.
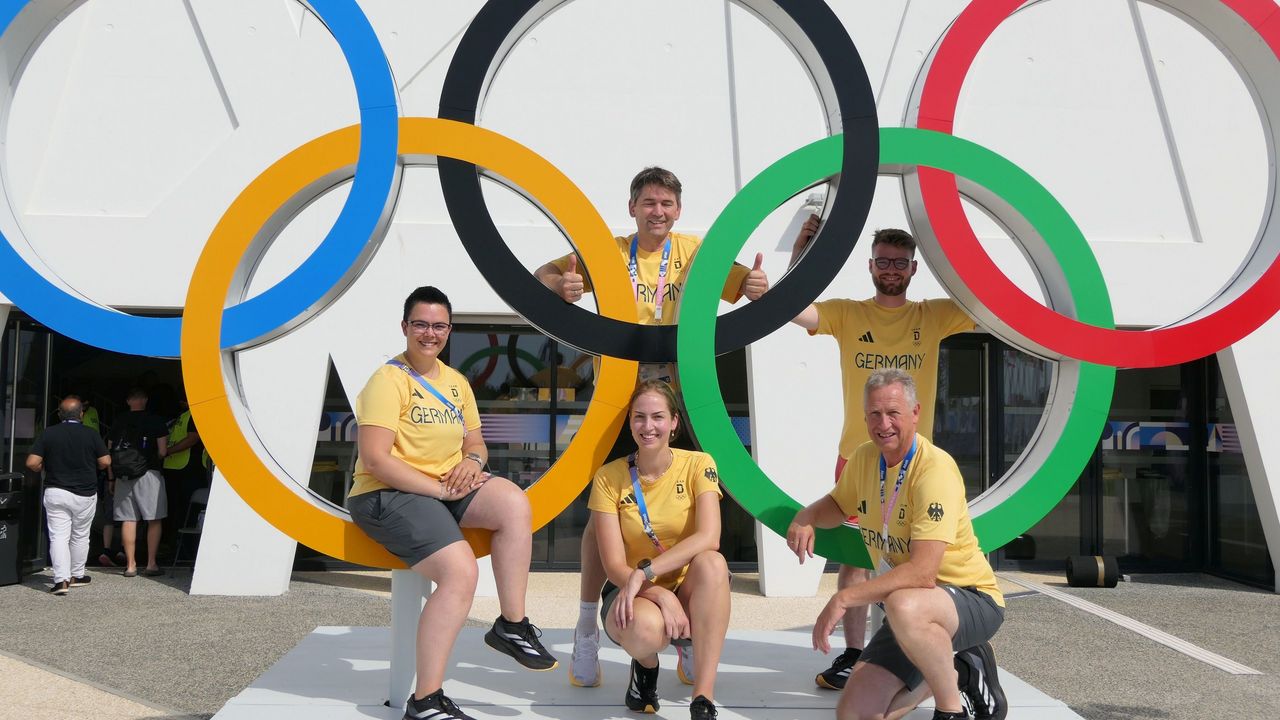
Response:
[863,369,919,408]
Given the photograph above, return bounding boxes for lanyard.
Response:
[878,435,919,543]
[627,453,666,553]
[386,358,467,437]
[629,234,673,322]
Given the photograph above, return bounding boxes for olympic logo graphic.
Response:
[1,0,1278,570]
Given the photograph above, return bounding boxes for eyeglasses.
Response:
[407,321,452,335]
[872,257,913,270]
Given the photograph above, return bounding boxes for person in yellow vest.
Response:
[788,369,1005,720]
[777,222,976,693]
[590,380,728,720]
[535,166,768,688]
[164,398,208,558]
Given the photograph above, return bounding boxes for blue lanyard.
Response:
[878,435,919,541]
[386,358,467,437]
[628,234,673,322]
[627,453,666,553]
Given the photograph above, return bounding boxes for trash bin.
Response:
[0,472,22,586]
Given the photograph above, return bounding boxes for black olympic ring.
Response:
[438,0,879,361]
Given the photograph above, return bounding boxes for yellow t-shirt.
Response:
[349,356,482,497]
[813,298,974,458]
[588,448,724,591]
[552,232,751,385]
[830,435,1003,606]
[551,232,751,326]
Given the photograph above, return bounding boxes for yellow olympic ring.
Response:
[181,117,639,566]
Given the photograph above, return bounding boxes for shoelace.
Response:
[436,694,465,719]
[572,632,599,661]
[511,619,545,643]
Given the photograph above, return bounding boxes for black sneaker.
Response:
[955,642,1007,720]
[933,710,969,720]
[483,616,558,670]
[403,689,476,720]
[689,694,717,719]
[625,658,660,713]
[815,646,861,690]
[70,574,91,587]
[50,580,70,596]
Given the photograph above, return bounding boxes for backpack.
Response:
[110,424,151,480]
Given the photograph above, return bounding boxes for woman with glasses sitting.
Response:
[347,285,556,720]
[590,379,730,720]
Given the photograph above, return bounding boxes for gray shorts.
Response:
[113,470,167,521]
[346,488,480,567]
[861,585,1004,690]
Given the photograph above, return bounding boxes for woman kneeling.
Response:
[590,379,731,720]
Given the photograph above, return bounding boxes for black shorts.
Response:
[346,488,480,567]
[861,586,1004,690]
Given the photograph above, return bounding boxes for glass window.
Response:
[1099,366,1194,566]
[1208,361,1273,586]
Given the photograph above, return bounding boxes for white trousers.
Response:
[44,487,96,583]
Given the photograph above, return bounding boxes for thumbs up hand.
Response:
[742,252,769,301]
[560,255,585,303]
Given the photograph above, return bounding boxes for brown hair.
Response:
[871,228,916,256]
[629,166,683,205]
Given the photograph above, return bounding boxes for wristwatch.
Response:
[637,558,657,582]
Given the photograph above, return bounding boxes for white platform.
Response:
[214,627,1081,719]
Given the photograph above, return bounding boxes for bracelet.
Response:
[464,453,484,468]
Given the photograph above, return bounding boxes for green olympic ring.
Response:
[678,127,1117,567]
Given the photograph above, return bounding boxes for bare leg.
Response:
[677,550,730,701]
[121,521,137,572]
[579,514,606,602]
[145,519,163,570]
[458,476,530,621]
[838,661,906,720]
[837,565,870,649]
[410,540,479,698]
[883,587,963,713]
[603,596,668,668]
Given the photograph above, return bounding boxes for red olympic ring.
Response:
[915,0,1280,367]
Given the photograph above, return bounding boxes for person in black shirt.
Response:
[27,396,110,595]
[108,388,169,577]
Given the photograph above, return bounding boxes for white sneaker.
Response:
[676,643,695,686]
[569,629,602,687]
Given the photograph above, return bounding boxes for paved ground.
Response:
[0,568,1275,719]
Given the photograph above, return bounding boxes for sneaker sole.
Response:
[815,674,845,690]
[568,662,602,688]
[483,630,559,671]
[625,699,659,714]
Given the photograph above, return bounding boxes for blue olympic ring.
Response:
[0,0,399,357]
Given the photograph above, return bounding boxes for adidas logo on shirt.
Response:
[858,331,875,343]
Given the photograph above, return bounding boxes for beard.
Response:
[873,275,909,296]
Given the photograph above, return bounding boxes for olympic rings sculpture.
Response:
[1,0,1277,568]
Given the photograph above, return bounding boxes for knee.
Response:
[688,550,728,582]
[882,591,927,630]
[435,555,479,596]
[490,478,531,525]
[627,610,669,650]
